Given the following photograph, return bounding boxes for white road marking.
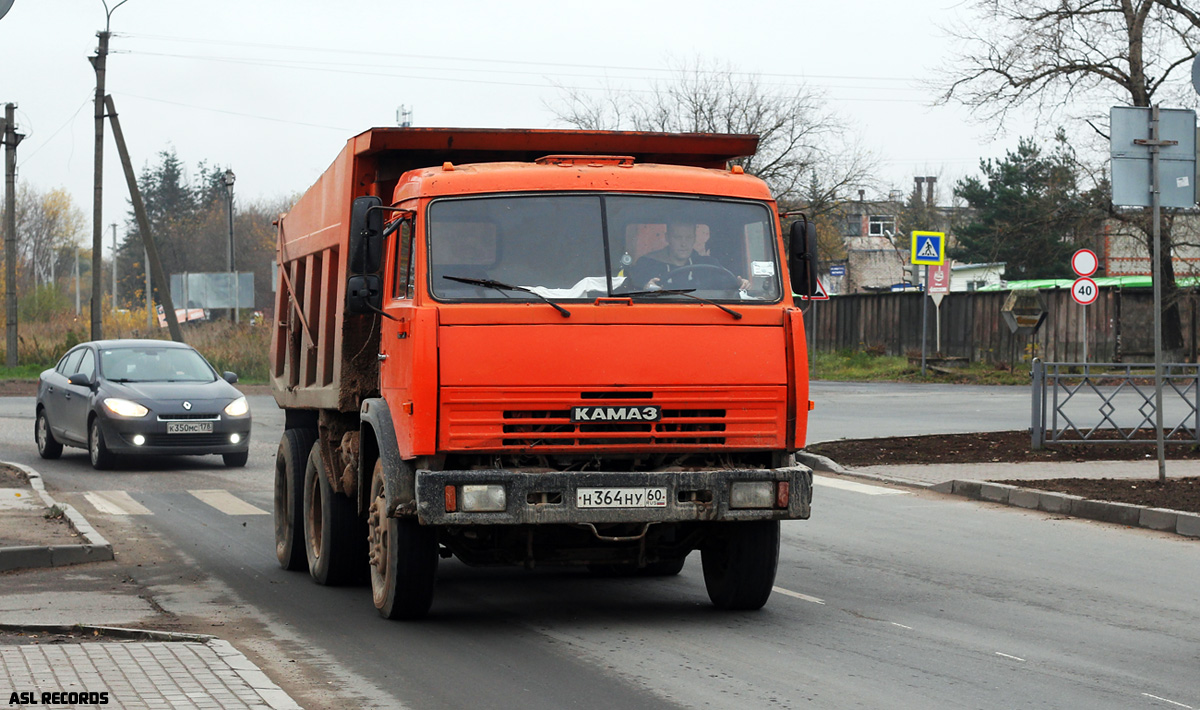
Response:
[84,491,153,516]
[1142,693,1194,709]
[813,475,908,496]
[772,586,825,604]
[891,622,913,630]
[189,489,268,516]
[995,652,1026,662]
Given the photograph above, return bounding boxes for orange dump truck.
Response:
[270,128,820,619]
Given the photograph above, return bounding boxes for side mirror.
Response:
[223,371,239,384]
[68,372,94,388]
[789,218,819,298]
[349,196,384,274]
[347,274,384,315]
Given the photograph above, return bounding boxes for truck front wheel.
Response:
[701,520,780,610]
[368,459,438,619]
[303,444,365,585]
[274,428,316,571]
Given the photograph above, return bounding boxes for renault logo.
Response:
[182,401,192,410]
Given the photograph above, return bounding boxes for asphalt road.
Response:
[2,385,1198,709]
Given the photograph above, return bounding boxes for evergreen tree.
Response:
[951,134,1103,280]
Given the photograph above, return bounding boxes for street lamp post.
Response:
[223,169,236,323]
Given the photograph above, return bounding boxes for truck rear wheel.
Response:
[701,520,780,610]
[303,444,365,585]
[368,459,438,619]
[274,428,316,571]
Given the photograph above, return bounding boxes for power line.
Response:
[116,92,354,131]
[114,31,916,84]
[18,94,93,167]
[117,50,929,104]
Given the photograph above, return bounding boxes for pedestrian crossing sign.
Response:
[911,231,945,266]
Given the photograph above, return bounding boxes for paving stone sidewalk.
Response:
[1,633,300,709]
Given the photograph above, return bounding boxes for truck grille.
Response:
[440,387,785,452]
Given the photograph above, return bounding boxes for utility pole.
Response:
[89,29,110,340]
[223,169,236,323]
[74,245,81,315]
[3,102,23,368]
[110,223,117,308]
[144,246,151,329]
[105,95,182,343]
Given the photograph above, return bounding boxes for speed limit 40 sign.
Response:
[1072,277,1099,306]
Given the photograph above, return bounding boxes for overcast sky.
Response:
[1,0,1059,256]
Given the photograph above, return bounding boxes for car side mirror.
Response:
[788,218,819,299]
[223,371,239,384]
[68,372,94,388]
[349,196,384,274]
[347,274,384,315]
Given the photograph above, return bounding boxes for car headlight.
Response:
[103,398,149,418]
[224,396,249,417]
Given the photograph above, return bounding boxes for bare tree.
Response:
[549,57,877,218]
[939,0,1200,353]
[2,185,86,288]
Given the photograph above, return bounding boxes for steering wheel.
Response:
[662,263,741,290]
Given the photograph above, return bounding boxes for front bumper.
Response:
[413,465,812,525]
[97,414,252,456]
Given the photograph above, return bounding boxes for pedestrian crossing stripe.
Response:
[911,231,945,265]
[82,489,267,516]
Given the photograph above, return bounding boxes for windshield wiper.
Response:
[442,275,571,317]
[622,288,742,320]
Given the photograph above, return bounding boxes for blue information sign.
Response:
[910,231,945,266]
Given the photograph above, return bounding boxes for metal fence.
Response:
[1030,359,1200,448]
[805,287,1200,365]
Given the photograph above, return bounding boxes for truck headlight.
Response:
[103,398,148,418]
[224,397,249,417]
[730,481,774,509]
[460,485,507,512]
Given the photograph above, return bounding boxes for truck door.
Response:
[379,213,421,457]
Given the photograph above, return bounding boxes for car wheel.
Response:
[274,429,316,571]
[35,408,63,460]
[368,459,438,620]
[701,520,780,610]
[223,451,249,467]
[89,417,116,470]
[303,443,365,585]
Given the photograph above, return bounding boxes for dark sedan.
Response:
[34,339,252,469]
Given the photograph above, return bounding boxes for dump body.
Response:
[270,128,816,617]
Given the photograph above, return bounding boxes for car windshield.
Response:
[99,347,216,383]
[427,194,781,303]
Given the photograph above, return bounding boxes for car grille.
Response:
[157,414,220,421]
[142,433,234,447]
[440,387,785,451]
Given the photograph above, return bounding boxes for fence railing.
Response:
[1030,359,1200,448]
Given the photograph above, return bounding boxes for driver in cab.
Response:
[628,221,750,291]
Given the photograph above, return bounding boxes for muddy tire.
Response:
[368,459,438,619]
[303,443,364,585]
[274,429,316,571]
[89,417,115,470]
[701,520,779,610]
[35,408,62,460]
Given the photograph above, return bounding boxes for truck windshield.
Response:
[427,194,781,303]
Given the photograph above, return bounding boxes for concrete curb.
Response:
[928,478,1200,539]
[0,624,302,710]
[0,460,114,572]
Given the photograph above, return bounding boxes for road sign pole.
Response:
[1151,106,1166,482]
[921,265,928,376]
